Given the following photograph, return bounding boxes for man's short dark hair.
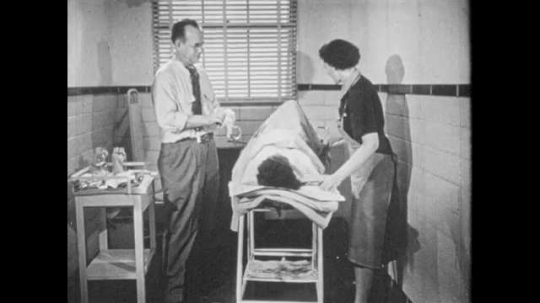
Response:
[257,155,302,190]
[319,39,360,70]
[171,19,200,43]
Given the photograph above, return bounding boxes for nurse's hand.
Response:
[319,174,341,192]
[322,121,343,146]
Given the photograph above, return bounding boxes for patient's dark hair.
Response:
[257,155,302,190]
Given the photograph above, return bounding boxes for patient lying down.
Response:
[230,100,330,191]
[229,100,344,231]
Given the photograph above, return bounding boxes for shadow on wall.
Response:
[383,55,421,288]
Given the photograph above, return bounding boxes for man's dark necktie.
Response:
[187,65,202,115]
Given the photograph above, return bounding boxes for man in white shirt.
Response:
[152,19,223,303]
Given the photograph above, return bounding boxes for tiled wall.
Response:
[296,0,470,300]
[67,93,122,277]
[66,90,278,192]
[67,89,471,303]
[383,92,470,303]
[69,2,470,301]
[298,87,471,303]
[67,94,120,175]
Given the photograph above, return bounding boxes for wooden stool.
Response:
[236,208,324,303]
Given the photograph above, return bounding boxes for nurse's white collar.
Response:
[340,68,362,96]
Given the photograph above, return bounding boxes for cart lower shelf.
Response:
[244,259,319,282]
[86,248,155,280]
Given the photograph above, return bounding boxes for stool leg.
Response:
[317,227,324,303]
[248,211,254,260]
[99,208,108,251]
[149,199,156,251]
[312,223,316,269]
[236,214,245,303]
[134,198,146,303]
[75,200,88,303]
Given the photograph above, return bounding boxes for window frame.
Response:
[151,0,298,103]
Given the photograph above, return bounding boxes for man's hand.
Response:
[210,107,227,124]
[205,115,223,126]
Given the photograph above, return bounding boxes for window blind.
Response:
[152,0,297,102]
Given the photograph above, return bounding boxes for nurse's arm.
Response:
[320,133,379,191]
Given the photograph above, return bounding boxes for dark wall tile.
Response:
[68,84,470,98]
[68,86,151,96]
[117,86,151,94]
[458,85,470,97]
[412,85,432,95]
[431,85,457,96]
[297,84,310,91]
[388,85,412,94]
[297,84,341,91]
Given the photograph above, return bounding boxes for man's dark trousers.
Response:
[158,137,219,303]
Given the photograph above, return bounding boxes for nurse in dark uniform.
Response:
[318,39,397,303]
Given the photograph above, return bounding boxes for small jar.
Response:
[112,147,127,175]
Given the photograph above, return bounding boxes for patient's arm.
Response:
[320,132,379,191]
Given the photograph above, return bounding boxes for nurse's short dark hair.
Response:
[171,19,200,43]
[257,155,302,190]
[319,39,360,70]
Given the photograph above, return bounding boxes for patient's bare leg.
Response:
[354,266,374,303]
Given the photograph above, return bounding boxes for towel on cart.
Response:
[229,100,345,231]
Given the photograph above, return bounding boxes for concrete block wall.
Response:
[296,0,470,301]
[67,94,119,176]
[67,93,120,277]
[138,92,159,173]
[382,92,470,303]
[297,89,471,303]
[68,1,470,301]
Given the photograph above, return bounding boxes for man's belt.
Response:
[198,132,213,143]
[178,132,213,143]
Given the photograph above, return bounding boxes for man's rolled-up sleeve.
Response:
[152,73,188,133]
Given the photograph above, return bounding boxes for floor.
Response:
[68,216,412,303]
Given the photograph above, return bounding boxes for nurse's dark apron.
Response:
[337,77,398,269]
